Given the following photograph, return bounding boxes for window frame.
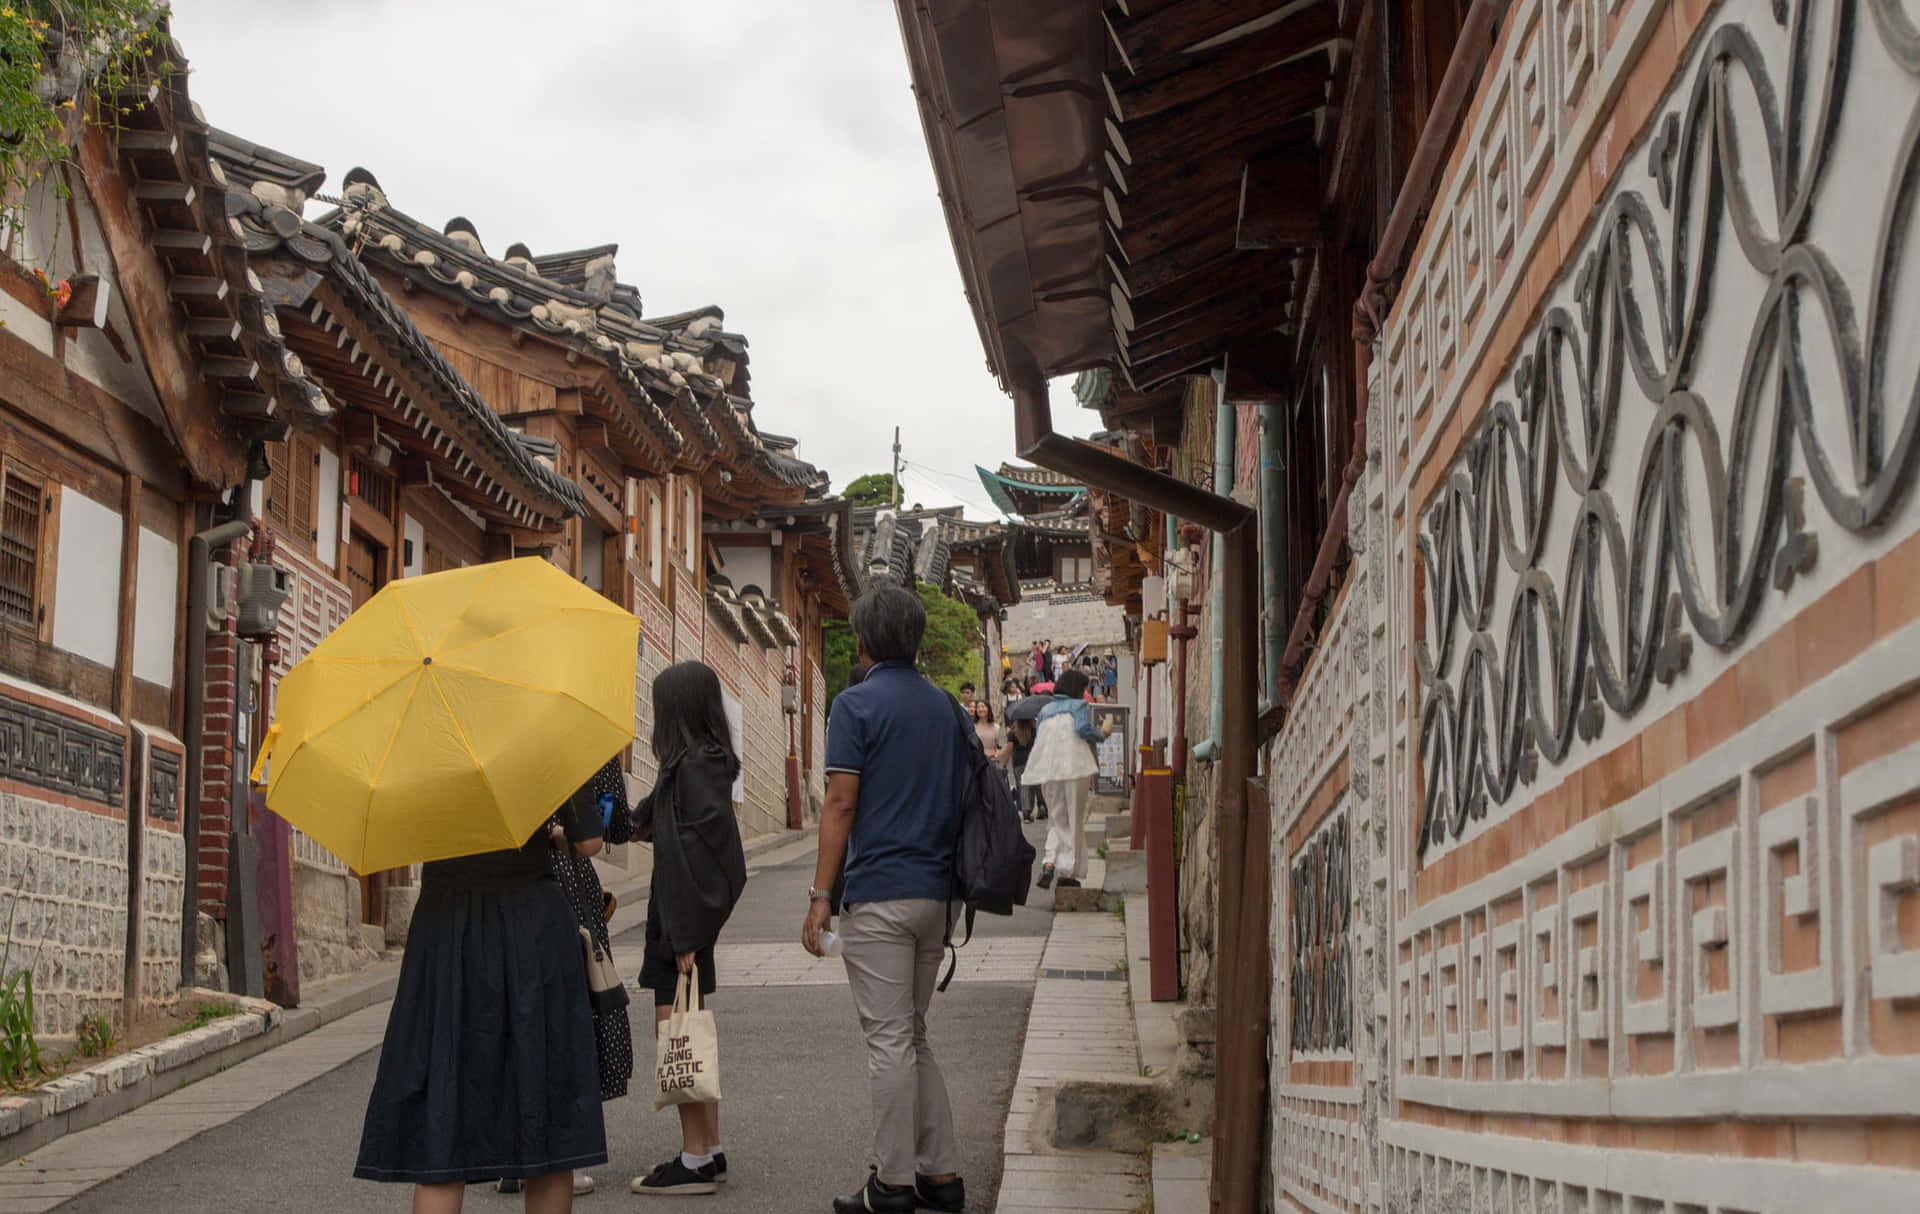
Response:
[0,460,54,641]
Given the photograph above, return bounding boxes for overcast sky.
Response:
[170,1,1100,518]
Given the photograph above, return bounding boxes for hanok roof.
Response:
[212,152,586,528]
[894,0,1351,394]
[312,171,830,506]
[76,34,333,484]
[976,464,1086,518]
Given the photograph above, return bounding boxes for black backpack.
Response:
[939,696,1037,989]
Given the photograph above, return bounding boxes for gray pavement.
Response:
[41,827,1052,1213]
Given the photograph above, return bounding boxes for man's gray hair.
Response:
[850,585,926,665]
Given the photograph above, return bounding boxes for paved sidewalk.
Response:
[0,1003,391,1214]
[996,911,1149,1214]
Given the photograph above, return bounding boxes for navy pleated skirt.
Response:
[353,880,608,1184]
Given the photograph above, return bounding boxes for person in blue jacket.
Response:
[1019,669,1112,888]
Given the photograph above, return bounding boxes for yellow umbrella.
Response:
[251,557,639,873]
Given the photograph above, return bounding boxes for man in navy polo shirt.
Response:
[802,585,968,1214]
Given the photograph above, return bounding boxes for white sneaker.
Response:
[574,1173,596,1195]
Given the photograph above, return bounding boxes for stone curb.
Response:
[2,961,403,1164]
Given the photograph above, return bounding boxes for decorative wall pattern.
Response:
[147,747,180,822]
[0,694,124,808]
[1416,0,1920,860]
[272,546,353,877]
[1370,4,1920,1208]
[1292,812,1353,1056]
[1397,630,1920,1117]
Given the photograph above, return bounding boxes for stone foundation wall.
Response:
[2,795,128,1037]
[292,860,374,986]
[137,830,185,1013]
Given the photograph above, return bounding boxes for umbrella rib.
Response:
[426,563,507,659]
[420,668,509,837]
[432,606,634,662]
[427,669,635,734]
[357,670,430,871]
[284,666,425,759]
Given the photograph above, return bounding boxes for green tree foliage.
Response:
[822,618,856,714]
[841,473,898,508]
[915,582,981,699]
[822,584,981,711]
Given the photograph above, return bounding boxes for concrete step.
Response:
[1104,811,1133,844]
[1152,1140,1212,1213]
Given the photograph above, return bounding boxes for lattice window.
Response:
[0,466,46,631]
[349,454,396,518]
[263,437,318,553]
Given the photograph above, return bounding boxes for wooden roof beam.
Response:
[1107,0,1295,69]
[1236,150,1323,249]
[1127,250,1294,329]
[1125,289,1291,364]
[1112,183,1239,265]
[1222,335,1294,402]
[1122,343,1221,390]
[1111,59,1326,168]
[1111,226,1237,298]
[1106,3,1342,123]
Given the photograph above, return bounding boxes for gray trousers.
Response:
[841,899,960,1186]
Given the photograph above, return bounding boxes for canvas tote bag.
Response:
[654,972,722,1110]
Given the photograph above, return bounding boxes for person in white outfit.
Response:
[1020,669,1112,889]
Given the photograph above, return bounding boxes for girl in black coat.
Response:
[629,661,749,1196]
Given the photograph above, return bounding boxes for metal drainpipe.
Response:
[1258,398,1287,712]
[178,511,253,989]
[1193,371,1233,763]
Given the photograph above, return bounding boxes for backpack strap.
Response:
[936,900,978,994]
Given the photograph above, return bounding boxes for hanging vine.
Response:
[0,0,168,264]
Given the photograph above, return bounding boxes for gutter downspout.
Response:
[1258,398,1287,712]
[1193,372,1233,762]
[178,513,253,989]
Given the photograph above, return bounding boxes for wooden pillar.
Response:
[115,472,143,1024]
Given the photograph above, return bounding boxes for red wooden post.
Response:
[1142,767,1178,1002]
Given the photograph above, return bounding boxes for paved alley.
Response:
[26,833,1052,1213]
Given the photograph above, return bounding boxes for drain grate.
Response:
[1042,967,1129,981]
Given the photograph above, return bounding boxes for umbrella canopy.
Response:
[253,558,639,873]
[1006,693,1054,723]
[1068,641,1089,664]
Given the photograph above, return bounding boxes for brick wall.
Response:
[195,617,238,919]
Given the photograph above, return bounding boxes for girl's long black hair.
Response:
[650,660,742,779]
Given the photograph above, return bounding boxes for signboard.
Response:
[1094,705,1132,797]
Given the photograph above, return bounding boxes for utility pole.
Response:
[890,426,902,507]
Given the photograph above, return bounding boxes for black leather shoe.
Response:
[915,1174,965,1212]
[832,1171,917,1213]
[1037,865,1055,890]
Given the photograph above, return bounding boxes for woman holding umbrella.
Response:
[254,558,644,1213]
[629,661,749,1196]
[353,764,612,1211]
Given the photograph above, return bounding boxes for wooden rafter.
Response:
[1105,4,1342,123]
[1111,60,1326,168]
[1106,0,1288,69]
